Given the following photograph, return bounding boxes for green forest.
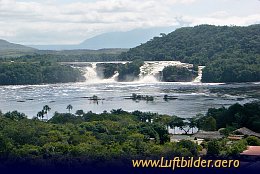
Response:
[0,49,127,63]
[96,60,144,82]
[0,102,259,169]
[0,62,85,85]
[119,25,260,83]
[162,66,196,82]
[1,25,259,83]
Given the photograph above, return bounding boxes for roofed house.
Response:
[233,127,260,138]
[240,146,260,160]
[227,135,244,141]
[170,135,192,142]
[192,130,223,140]
[241,146,260,156]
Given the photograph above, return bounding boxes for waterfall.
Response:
[83,63,101,83]
[101,71,119,83]
[83,63,119,83]
[72,61,195,83]
[138,61,193,83]
[193,66,205,83]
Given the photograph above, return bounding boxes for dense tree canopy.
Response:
[201,54,260,82]
[118,24,260,83]
[0,101,259,170]
[117,60,144,81]
[0,109,200,169]
[0,62,85,85]
[119,25,260,63]
[162,66,196,82]
[199,101,260,133]
[96,63,120,79]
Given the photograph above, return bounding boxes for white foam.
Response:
[193,66,205,83]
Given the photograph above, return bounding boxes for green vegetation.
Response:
[119,24,260,83]
[201,55,260,82]
[119,24,260,64]
[0,109,200,168]
[0,101,260,168]
[162,66,196,82]
[204,102,260,133]
[96,60,144,82]
[130,93,154,101]
[206,138,248,157]
[0,39,37,58]
[0,49,127,62]
[2,25,259,83]
[66,104,73,113]
[245,136,260,146]
[0,62,85,85]
[117,60,144,81]
[96,63,120,78]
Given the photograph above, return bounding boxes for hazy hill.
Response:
[29,26,176,50]
[0,38,127,60]
[0,39,37,57]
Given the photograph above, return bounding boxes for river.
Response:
[0,81,259,118]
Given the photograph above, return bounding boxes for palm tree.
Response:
[187,117,196,134]
[37,110,45,121]
[43,105,51,120]
[66,104,73,113]
[169,116,179,134]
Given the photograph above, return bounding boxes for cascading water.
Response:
[83,63,120,83]
[138,61,193,83]
[75,61,202,83]
[193,66,205,83]
[83,63,101,83]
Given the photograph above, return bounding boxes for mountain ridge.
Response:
[29,26,176,50]
[0,39,37,57]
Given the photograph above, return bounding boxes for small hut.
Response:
[192,130,223,140]
[233,127,260,138]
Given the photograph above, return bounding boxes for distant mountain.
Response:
[29,26,176,50]
[0,39,37,57]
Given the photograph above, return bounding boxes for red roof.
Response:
[241,146,260,156]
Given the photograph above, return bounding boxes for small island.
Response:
[162,66,196,82]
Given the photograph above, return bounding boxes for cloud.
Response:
[0,0,259,44]
[186,14,260,26]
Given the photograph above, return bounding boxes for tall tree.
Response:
[37,110,45,121]
[43,105,51,120]
[66,104,73,113]
[187,117,197,134]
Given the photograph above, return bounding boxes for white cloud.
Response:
[187,14,260,26]
[0,0,259,44]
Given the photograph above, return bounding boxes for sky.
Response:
[0,0,259,45]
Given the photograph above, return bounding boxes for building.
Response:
[233,127,260,138]
[192,130,223,140]
[240,146,260,161]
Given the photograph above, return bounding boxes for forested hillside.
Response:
[119,25,260,83]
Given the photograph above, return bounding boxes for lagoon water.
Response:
[0,81,259,118]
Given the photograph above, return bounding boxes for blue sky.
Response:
[0,0,259,44]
